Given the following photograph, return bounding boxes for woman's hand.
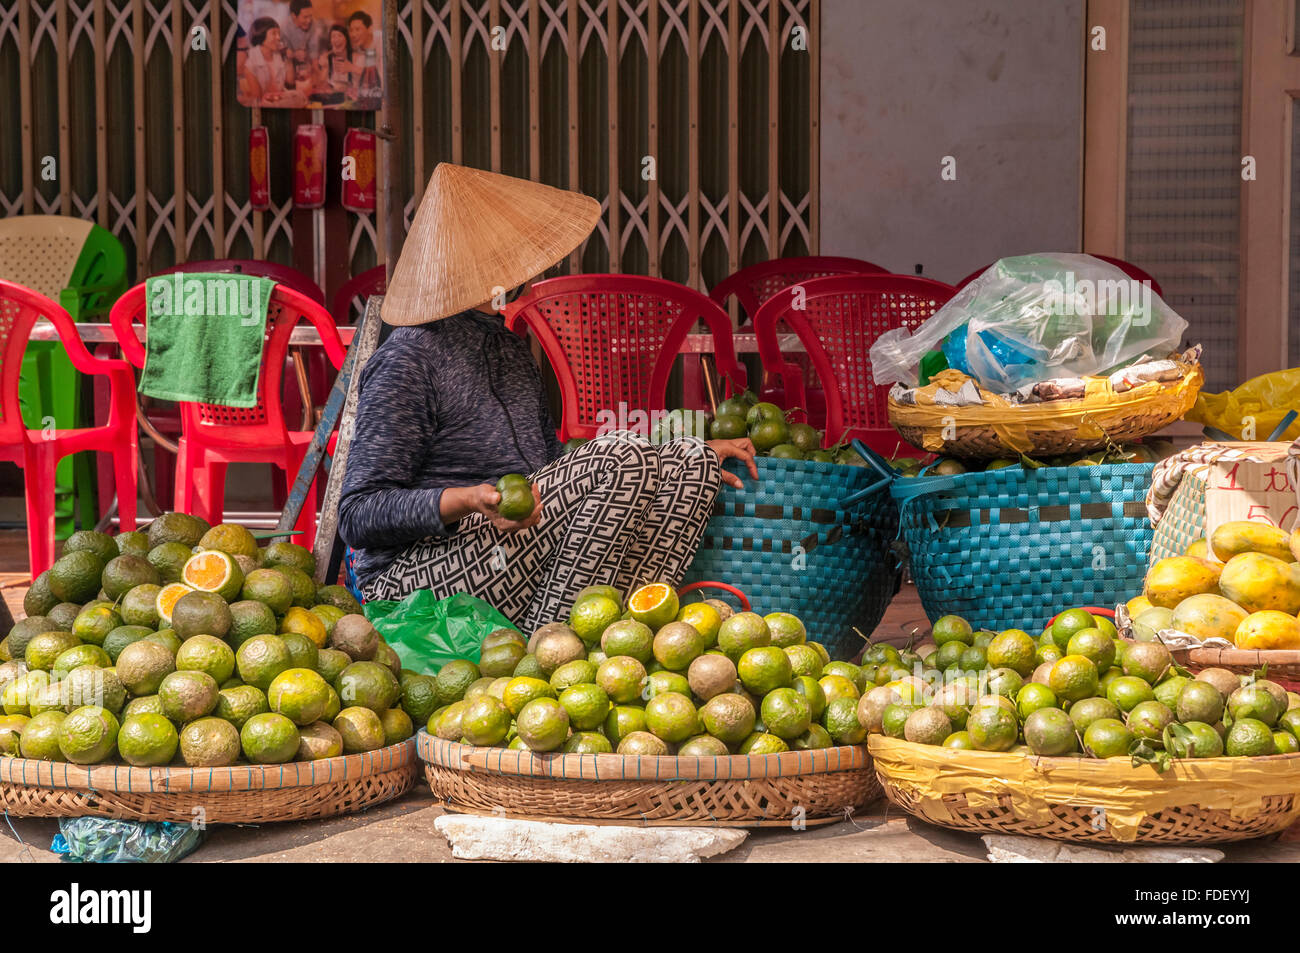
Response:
[705,438,759,489]
[443,484,542,532]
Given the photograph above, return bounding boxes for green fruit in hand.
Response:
[495,475,536,522]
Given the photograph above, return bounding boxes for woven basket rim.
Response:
[891,459,1156,502]
[417,730,869,780]
[868,735,1300,775]
[0,738,417,794]
[1188,646,1300,665]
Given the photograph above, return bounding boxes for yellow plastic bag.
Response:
[1186,368,1300,441]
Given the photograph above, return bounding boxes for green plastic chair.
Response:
[0,216,129,538]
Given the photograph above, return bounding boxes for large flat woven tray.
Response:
[0,739,420,823]
[418,731,879,827]
[871,736,1300,845]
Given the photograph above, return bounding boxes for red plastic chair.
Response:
[709,256,889,320]
[504,275,748,440]
[331,265,386,326]
[150,260,330,507]
[154,259,325,303]
[752,274,957,456]
[109,283,347,548]
[710,256,890,421]
[955,254,1163,298]
[0,281,138,576]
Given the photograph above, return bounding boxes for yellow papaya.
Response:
[1170,593,1249,642]
[1234,610,1300,650]
[1210,520,1294,563]
[1143,557,1224,609]
[1126,594,1154,617]
[1217,552,1300,614]
[1185,538,1213,560]
[1290,528,1300,563]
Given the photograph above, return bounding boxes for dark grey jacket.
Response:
[338,310,562,586]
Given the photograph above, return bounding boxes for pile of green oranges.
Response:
[0,515,432,768]
[856,609,1300,761]
[425,582,868,755]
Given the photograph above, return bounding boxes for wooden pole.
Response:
[567,0,580,271]
[56,0,71,216]
[607,0,619,272]
[412,0,425,205]
[809,0,819,255]
[18,0,32,215]
[451,0,463,165]
[687,0,699,289]
[648,0,660,277]
[94,0,108,228]
[133,0,147,272]
[172,0,186,259]
[767,0,779,258]
[490,0,502,172]
[381,0,404,277]
[210,0,226,253]
[727,0,739,286]
[529,0,540,181]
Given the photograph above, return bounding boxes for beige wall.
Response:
[819,0,1084,284]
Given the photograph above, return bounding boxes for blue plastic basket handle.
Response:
[834,440,897,510]
[1269,410,1298,441]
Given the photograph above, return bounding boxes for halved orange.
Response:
[155,582,195,625]
[627,582,680,631]
[182,550,245,601]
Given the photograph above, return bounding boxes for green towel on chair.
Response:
[139,272,276,408]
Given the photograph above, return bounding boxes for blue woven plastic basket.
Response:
[682,441,902,661]
[891,463,1155,633]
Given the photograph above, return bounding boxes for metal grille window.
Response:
[0,0,819,294]
[1124,0,1243,391]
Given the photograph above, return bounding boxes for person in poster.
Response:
[346,10,383,108]
[280,0,328,86]
[240,16,290,105]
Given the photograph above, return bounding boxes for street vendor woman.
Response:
[339,163,757,631]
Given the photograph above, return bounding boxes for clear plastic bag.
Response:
[870,253,1188,393]
[52,817,205,863]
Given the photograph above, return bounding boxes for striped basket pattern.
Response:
[682,450,901,660]
[0,740,420,822]
[1148,468,1209,564]
[892,463,1156,632]
[417,731,880,827]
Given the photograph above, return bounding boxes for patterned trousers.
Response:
[364,434,721,633]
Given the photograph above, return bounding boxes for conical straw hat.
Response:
[382,163,600,326]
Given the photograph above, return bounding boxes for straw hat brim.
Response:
[382,164,601,326]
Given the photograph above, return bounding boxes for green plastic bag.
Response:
[363,591,517,674]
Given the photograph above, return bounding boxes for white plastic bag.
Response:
[870,253,1188,393]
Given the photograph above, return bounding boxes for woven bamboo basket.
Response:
[418,731,879,827]
[0,739,420,823]
[889,363,1203,460]
[1186,647,1300,690]
[871,736,1300,845]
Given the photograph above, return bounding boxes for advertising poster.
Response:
[236,0,383,110]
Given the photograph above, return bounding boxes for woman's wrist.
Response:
[439,486,477,523]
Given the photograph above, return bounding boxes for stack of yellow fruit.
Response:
[1130,521,1300,650]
